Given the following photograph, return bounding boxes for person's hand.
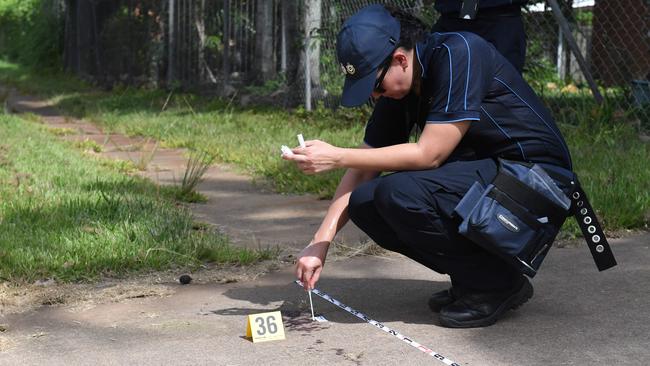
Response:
[282,140,342,174]
[295,241,329,290]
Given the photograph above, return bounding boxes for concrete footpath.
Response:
[2,233,649,366]
[2,87,649,365]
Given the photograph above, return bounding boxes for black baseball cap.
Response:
[336,4,401,107]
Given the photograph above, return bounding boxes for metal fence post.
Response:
[304,34,312,111]
[304,8,312,111]
[548,0,603,104]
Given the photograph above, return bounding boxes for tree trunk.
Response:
[283,0,300,83]
[63,0,77,73]
[195,0,210,83]
[280,0,287,73]
[223,0,230,85]
[76,0,94,77]
[301,0,322,107]
[305,0,321,87]
[254,0,275,83]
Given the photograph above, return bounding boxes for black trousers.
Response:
[347,159,520,291]
[433,7,526,74]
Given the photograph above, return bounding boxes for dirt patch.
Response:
[0,259,290,316]
[329,239,387,258]
[0,335,13,352]
[0,242,390,316]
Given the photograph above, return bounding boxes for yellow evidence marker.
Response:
[245,311,286,343]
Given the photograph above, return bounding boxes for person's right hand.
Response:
[295,241,330,290]
[281,140,343,175]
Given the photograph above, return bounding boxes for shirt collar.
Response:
[415,38,429,78]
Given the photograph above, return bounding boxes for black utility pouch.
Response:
[454,159,571,277]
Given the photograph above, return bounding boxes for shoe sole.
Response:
[439,280,534,328]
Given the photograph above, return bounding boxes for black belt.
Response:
[493,171,567,226]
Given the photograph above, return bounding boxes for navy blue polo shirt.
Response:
[363,31,573,170]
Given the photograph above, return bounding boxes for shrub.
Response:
[0,0,63,70]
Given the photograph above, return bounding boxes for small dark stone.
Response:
[179,274,192,285]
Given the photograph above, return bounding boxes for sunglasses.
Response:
[373,55,393,94]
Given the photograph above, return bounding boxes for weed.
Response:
[73,138,102,153]
[20,112,40,122]
[97,157,138,174]
[135,140,159,171]
[162,185,208,203]
[175,150,215,202]
[331,240,387,258]
[48,127,77,136]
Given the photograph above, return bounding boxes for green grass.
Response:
[0,60,370,198]
[562,107,650,230]
[1,60,649,233]
[81,93,369,198]
[0,113,276,282]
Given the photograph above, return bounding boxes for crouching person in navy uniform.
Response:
[284,4,574,328]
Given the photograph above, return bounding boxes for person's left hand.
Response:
[282,139,342,174]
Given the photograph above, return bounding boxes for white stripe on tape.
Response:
[295,281,461,365]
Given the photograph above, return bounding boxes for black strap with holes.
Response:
[570,178,617,271]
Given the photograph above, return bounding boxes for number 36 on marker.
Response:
[246,311,286,343]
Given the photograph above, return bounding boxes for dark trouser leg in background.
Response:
[432,13,527,74]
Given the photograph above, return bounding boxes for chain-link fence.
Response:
[56,1,649,126]
[523,0,650,127]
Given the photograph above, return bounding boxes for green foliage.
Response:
[0,59,90,95]
[293,101,372,129]
[524,57,561,92]
[99,3,163,81]
[0,0,63,69]
[574,9,593,25]
[205,35,224,52]
[244,73,287,95]
[319,45,344,97]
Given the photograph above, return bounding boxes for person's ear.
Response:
[394,50,409,70]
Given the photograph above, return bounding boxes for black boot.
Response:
[439,277,533,328]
